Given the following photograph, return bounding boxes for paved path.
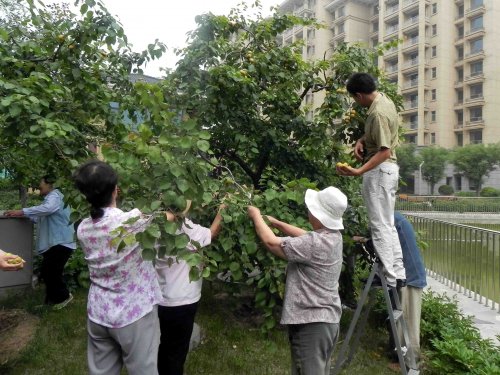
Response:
[425,274,500,344]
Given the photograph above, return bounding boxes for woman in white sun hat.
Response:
[248,186,347,375]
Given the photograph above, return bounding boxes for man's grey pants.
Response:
[362,162,405,286]
[87,306,160,375]
[288,322,339,375]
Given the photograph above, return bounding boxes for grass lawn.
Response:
[0,282,400,375]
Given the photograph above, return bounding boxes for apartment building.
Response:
[278,0,500,149]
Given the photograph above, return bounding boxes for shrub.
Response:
[455,191,476,197]
[421,292,500,374]
[480,187,500,197]
[437,185,454,195]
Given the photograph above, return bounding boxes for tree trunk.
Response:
[18,185,27,207]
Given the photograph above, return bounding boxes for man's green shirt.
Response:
[364,93,399,163]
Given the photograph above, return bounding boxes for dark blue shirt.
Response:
[395,212,427,288]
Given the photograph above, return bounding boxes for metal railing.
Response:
[406,214,500,312]
[396,196,500,213]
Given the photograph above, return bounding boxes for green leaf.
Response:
[117,240,126,253]
[164,221,178,235]
[229,262,240,272]
[202,266,210,278]
[175,233,190,249]
[176,179,189,193]
[196,140,210,152]
[150,200,162,211]
[142,248,156,261]
[146,226,161,239]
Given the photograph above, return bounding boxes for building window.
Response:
[432,3,437,14]
[470,16,483,32]
[409,114,418,129]
[338,23,345,34]
[406,134,417,144]
[431,111,436,122]
[456,133,464,146]
[470,38,483,54]
[457,110,464,125]
[455,174,462,190]
[431,46,437,57]
[432,24,437,36]
[470,130,482,144]
[457,25,464,39]
[431,67,437,79]
[469,106,482,122]
[457,68,464,82]
[431,133,436,144]
[457,90,463,104]
[471,0,483,10]
[431,89,436,101]
[470,83,483,99]
[470,61,483,76]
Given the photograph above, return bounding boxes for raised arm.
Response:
[248,206,287,260]
[209,205,225,239]
[266,216,307,237]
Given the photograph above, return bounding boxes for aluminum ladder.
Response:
[331,260,419,375]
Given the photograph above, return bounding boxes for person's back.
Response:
[78,207,161,328]
[280,229,343,325]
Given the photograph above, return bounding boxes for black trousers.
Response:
[158,302,198,375]
[40,245,72,304]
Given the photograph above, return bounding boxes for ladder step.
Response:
[407,369,420,375]
[393,309,403,321]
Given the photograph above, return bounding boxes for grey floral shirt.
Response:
[280,229,342,325]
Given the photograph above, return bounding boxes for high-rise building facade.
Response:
[278,0,500,149]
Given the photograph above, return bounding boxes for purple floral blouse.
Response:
[77,207,162,328]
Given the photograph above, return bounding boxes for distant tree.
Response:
[397,144,421,192]
[420,147,448,195]
[450,143,500,196]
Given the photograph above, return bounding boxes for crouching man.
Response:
[248,186,347,375]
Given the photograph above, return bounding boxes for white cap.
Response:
[304,187,348,230]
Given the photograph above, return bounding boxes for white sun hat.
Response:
[304,187,348,230]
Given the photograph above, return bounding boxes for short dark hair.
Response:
[42,175,56,185]
[73,160,118,220]
[346,73,377,95]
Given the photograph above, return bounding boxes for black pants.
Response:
[158,302,198,375]
[40,245,72,304]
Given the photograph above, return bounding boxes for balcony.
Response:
[402,79,419,92]
[455,34,464,43]
[403,37,419,50]
[403,15,419,33]
[385,4,399,20]
[385,24,399,38]
[402,0,419,12]
[465,27,485,39]
[295,5,314,17]
[465,5,486,17]
[464,72,483,82]
[464,49,484,61]
[383,46,399,59]
[408,121,418,130]
[386,64,399,73]
[404,100,419,109]
[465,118,485,128]
[454,79,464,87]
[402,58,419,71]
[465,94,484,104]
[454,100,464,107]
